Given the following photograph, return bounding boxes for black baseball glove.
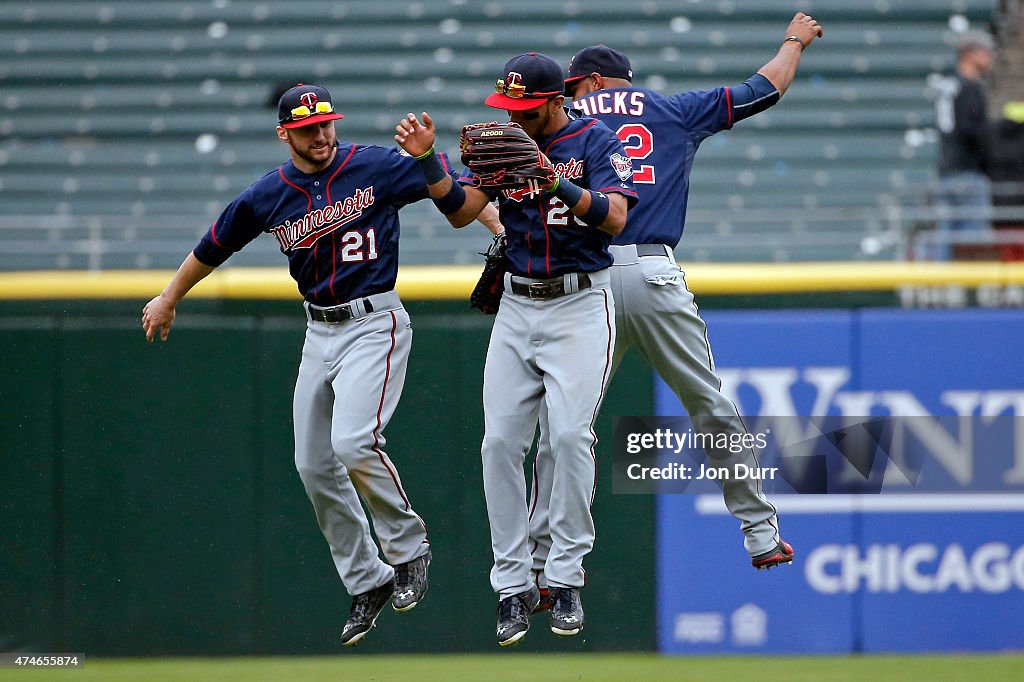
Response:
[470,231,507,314]
[460,122,556,191]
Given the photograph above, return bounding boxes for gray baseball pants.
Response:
[529,245,780,583]
[482,270,615,599]
[292,290,429,597]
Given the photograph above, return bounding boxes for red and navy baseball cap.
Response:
[485,52,565,111]
[277,84,344,129]
[564,45,633,89]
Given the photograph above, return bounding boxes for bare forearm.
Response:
[163,252,216,303]
[143,251,215,342]
[757,42,804,96]
[476,201,505,236]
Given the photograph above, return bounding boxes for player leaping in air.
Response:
[527,13,824,610]
[143,83,441,647]
[396,52,637,647]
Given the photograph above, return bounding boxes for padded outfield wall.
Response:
[0,269,655,657]
[2,262,1023,656]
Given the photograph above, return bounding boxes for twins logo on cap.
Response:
[504,72,525,95]
[278,83,345,129]
[485,53,564,111]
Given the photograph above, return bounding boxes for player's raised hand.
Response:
[142,294,175,343]
[395,112,436,158]
[787,12,823,49]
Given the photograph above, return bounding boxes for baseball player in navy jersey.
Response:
[141,83,444,647]
[394,52,637,646]
[526,13,824,605]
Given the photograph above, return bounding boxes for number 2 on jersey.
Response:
[616,123,655,184]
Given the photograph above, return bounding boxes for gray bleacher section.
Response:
[0,0,997,269]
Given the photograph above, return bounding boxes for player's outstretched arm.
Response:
[757,12,823,95]
[395,112,490,228]
[142,252,215,343]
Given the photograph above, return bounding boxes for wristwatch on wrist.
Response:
[784,35,805,50]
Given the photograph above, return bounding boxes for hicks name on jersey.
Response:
[573,91,647,117]
[270,187,375,251]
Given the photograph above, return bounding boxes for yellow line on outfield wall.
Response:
[2,262,1024,300]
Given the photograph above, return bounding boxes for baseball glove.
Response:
[469,231,507,314]
[460,122,556,191]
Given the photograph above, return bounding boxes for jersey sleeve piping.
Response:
[598,185,639,198]
[208,220,225,248]
[734,91,780,115]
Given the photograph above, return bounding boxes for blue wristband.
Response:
[431,179,467,215]
[579,190,610,228]
[551,177,585,207]
[416,147,449,185]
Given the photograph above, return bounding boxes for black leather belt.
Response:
[509,273,592,300]
[636,244,670,257]
[307,299,374,323]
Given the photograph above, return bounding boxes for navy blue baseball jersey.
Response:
[573,85,760,247]
[194,142,450,304]
[459,112,638,278]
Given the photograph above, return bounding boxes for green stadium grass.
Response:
[4,653,1021,682]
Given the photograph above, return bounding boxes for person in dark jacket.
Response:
[930,30,997,259]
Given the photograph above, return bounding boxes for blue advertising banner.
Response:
[655,309,1024,653]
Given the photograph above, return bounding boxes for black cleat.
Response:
[392,548,431,612]
[549,587,584,636]
[496,586,541,647]
[752,540,795,570]
[340,578,394,646]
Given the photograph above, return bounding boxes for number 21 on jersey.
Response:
[340,228,378,262]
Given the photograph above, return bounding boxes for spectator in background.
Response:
[930,30,997,260]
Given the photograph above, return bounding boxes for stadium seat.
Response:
[0,0,999,266]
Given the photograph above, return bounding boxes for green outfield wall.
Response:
[0,296,654,656]
[3,261,1023,656]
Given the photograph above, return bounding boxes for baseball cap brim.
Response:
[281,112,344,129]
[563,74,588,93]
[485,92,552,111]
